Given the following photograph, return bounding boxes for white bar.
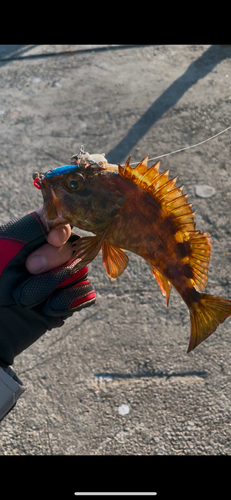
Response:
[74,494,157,497]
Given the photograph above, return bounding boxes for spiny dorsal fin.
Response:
[119,156,195,235]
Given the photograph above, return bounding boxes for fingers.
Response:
[26,207,73,274]
[25,241,73,274]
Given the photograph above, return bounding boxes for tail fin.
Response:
[188,293,231,352]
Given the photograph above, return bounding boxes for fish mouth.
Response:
[42,206,69,230]
[44,215,69,229]
[41,183,69,229]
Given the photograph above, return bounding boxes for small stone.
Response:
[195,184,216,198]
[118,404,130,416]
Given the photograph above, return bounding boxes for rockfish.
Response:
[33,149,231,352]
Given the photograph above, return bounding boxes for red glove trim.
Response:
[57,265,89,288]
[0,239,24,277]
[69,290,96,309]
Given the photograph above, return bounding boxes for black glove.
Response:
[0,212,96,367]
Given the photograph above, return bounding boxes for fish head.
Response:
[33,162,127,232]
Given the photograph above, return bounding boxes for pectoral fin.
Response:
[102,240,129,279]
[150,265,171,306]
[72,234,103,270]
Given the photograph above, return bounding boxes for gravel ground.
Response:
[0,43,231,495]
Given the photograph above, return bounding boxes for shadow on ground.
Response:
[106,45,231,164]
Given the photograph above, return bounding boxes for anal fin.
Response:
[150,265,171,306]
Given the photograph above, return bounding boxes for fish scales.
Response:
[33,150,231,352]
[103,190,190,286]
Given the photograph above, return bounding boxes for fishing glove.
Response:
[0,211,96,368]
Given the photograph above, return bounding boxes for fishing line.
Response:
[124,124,231,166]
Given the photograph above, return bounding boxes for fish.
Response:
[33,149,231,352]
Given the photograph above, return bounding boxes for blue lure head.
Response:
[45,164,79,178]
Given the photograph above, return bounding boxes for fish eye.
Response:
[63,173,85,192]
[69,180,80,190]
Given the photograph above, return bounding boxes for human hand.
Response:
[0,208,96,367]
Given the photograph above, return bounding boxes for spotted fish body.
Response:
[34,153,231,352]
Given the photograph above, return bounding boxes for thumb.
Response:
[25,240,74,274]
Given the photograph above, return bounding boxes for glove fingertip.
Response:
[42,281,96,317]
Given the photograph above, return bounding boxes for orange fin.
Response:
[72,234,103,270]
[150,265,171,306]
[118,156,196,235]
[102,240,129,279]
[188,293,231,352]
[186,232,211,290]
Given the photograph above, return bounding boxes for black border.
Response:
[0,455,228,498]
